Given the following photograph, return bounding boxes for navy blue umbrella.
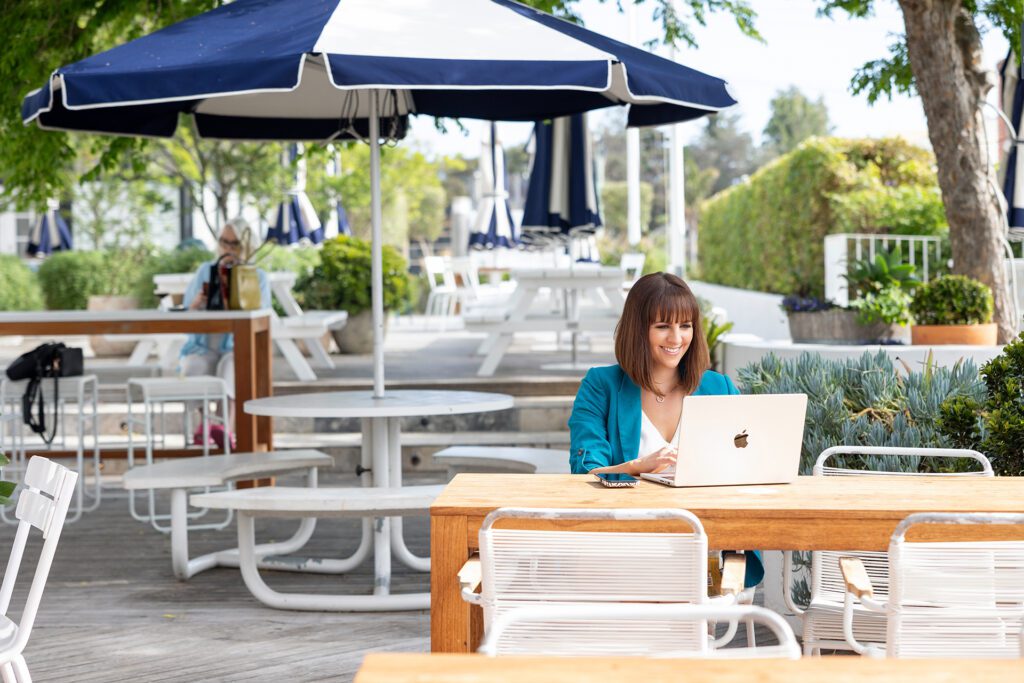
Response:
[267,145,324,245]
[522,113,601,261]
[28,199,73,256]
[1001,47,1024,231]
[469,123,517,249]
[22,0,736,397]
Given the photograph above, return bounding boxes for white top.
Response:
[638,410,682,459]
[244,389,514,419]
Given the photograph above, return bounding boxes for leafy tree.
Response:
[819,0,1023,342]
[762,86,831,158]
[686,112,760,194]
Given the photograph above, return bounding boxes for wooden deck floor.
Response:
[1,471,437,682]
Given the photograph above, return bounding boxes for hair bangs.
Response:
[648,285,701,326]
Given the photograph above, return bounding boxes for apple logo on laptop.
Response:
[733,430,749,448]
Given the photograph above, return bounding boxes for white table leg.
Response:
[370,416,392,596]
[305,338,336,369]
[387,417,430,572]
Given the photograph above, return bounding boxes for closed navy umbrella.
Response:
[1000,48,1024,231]
[267,145,324,245]
[469,122,517,249]
[23,0,737,397]
[28,199,73,257]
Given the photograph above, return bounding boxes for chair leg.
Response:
[11,655,29,683]
[0,662,14,683]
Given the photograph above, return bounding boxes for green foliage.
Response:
[294,235,411,316]
[698,136,940,297]
[0,452,14,506]
[698,297,733,372]
[910,275,994,326]
[600,181,654,238]
[598,232,668,276]
[762,86,831,158]
[738,350,986,475]
[0,256,43,311]
[938,333,1024,476]
[686,112,760,195]
[258,246,321,280]
[131,246,214,308]
[831,185,947,236]
[849,285,912,326]
[844,247,919,299]
[37,251,130,310]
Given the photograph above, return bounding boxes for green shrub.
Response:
[131,246,215,308]
[850,285,913,326]
[600,181,654,236]
[257,245,321,280]
[294,235,410,315]
[831,185,947,236]
[0,256,43,311]
[910,274,993,326]
[938,333,1024,476]
[37,251,114,310]
[738,350,985,475]
[699,137,941,297]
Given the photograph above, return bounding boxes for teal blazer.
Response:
[568,364,763,587]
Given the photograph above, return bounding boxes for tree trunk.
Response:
[898,0,1016,342]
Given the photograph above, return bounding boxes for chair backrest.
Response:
[886,512,1024,659]
[619,253,645,284]
[0,457,78,655]
[478,603,801,659]
[423,256,456,291]
[479,508,709,653]
[811,447,992,600]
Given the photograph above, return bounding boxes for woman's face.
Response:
[218,225,242,261]
[647,319,694,372]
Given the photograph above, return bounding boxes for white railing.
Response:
[824,233,944,307]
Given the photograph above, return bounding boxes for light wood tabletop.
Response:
[355,653,1024,683]
[430,473,1024,653]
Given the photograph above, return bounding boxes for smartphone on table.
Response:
[593,472,638,488]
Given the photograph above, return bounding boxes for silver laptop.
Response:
[640,394,808,487]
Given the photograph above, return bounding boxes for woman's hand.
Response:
[590,446,677,476]
[189,292,207,310]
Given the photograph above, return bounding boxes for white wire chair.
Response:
[460,507,752,655]
[840,512,1024,659]
[423,256,458,319]
[478,603,800,659]
[0,456,78,682]
[783,446,992,655]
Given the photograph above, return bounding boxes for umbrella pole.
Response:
[370,96,385,398]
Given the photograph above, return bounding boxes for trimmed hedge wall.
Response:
[697,137,943,297]
[0,256,43,311]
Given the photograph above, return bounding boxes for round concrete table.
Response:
[244,389,514,610]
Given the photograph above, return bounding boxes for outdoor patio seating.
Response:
[0,374,100,525]
[125,376,230,533]
[459,507,750,652]
[784,446,994,655]
[423,256,459,320]
[0,457,78,682]
[477,603,800,658]
[122,449,334,580]
[840,511,1024,658]
[432,446,568,475]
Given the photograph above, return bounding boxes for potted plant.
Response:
[909,274,996,345]
[294,235,411,353]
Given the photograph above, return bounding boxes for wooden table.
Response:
[0,310,273,456]
[355,653,1023,683]
[430,473,1024,653]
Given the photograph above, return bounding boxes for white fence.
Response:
[824,233,944,307]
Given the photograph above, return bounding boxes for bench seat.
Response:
[123,449,335,490]
[432,446,568,474]
[191,484,443,517]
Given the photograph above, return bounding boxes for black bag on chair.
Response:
[5,342,84,445]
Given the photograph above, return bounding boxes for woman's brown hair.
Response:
[614,272,710,396]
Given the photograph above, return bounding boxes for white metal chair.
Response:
[478,603,800,659]
[840,512,1024,659]
[460,508,750,652]
[619,252,645,289]
[125,376,231,533]
[423,256,458,319]
[784,446,993,655]
[0,376,101,524]
[0,456,78,682]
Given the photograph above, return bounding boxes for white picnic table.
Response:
[130,271,347,381]
[464,265,626,376]
[231,389,515,610]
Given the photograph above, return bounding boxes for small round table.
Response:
[244,389,514,610]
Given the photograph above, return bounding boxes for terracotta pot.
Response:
[331,309,388,354]
[87,295,140,356]
[787,309,907,344]
[910,323,998,346]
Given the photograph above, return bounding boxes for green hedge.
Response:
[37,251,115,310]
[698,137,943,297]
[0,256,43,311]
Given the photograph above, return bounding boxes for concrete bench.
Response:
[432,446,569,475]
[123,449,334,580]
[190,484,443,611]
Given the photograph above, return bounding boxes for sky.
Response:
[404,0,1012,158]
